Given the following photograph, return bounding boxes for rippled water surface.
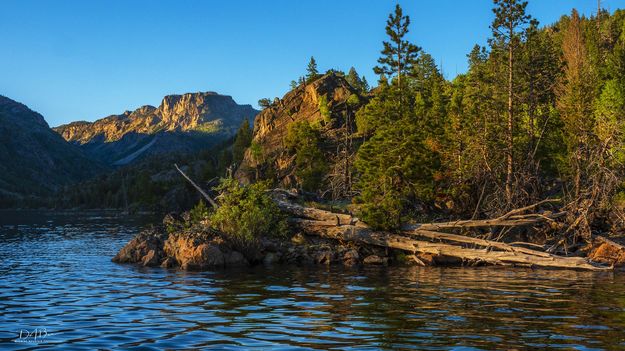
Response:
[1,211,625,350]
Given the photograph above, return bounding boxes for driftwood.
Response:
[177,181,610,271]
[291,218,608,271]
[404,199,563,231]
[276,198,609,271]
[175,164,219,209]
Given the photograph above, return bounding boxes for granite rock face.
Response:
[54,92,258,166]
[235,73,366,188]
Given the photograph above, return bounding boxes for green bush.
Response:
[284,121,328,192]
[209,179,289,246]
[189,200,210,223]
[318,95,331,124]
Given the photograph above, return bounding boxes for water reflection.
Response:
[0,211,624,350]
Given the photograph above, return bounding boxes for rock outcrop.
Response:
[0,95,105,203]
[54,92,258,166]
[235,73,366,190]
[112,211,391,270]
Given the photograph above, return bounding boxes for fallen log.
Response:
[282,200,609,271]
[275,199,361,226]
[175,164,219,209]
[293,219,609,271]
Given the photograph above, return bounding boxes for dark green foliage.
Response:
[233,119,253,165]
[284,121,328,192]
[355,76,442,230]
[189,200,210,223]
[373,4,421,86]
[209,178,288,246]
[306,56,320,82]
[258,98,272,109]
[54,139,236,212]
[346,67,369,92]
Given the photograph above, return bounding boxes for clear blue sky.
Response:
[1,0,622,127]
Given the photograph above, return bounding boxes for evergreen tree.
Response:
[258,98,272,109]
[284,121,328,192]
[373,4,421,88]
[556,9,596,197]
[361,76,370,92]
[346,67,367,92]
[490,0,531,204]
[306,56,320,82]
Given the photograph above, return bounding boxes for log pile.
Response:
[174,166,620,271]
[272,193,612,271]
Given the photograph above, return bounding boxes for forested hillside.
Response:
[237,1,625,235]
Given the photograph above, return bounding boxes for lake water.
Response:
[1,211,625,350]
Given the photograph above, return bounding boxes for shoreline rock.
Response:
[112,216,403,270]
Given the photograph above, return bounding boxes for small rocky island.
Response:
[111,73,625,273]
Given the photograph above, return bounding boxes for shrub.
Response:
[318,94,331,124]
[189,200,210,223]
[284,121,328,192]
[209,179,289,249]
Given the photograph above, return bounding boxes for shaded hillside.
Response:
[0,95,105,205]
[54,92,258,166]
[52,131,248,212]
[236,72,367,199]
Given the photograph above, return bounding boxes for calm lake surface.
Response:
[1,211,625,350]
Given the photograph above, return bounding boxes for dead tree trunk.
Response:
[273,195,610,271]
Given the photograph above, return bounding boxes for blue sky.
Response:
[1,0,622,127]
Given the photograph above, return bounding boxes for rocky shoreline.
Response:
[112,182,625,272]
[112,213,421,270]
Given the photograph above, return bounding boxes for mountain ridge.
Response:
[0,95,106,204]
[54,91,259,166]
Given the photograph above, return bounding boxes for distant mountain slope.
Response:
[54,92,259,166]
[0,95,105,203]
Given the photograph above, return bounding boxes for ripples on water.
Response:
[0,211,624,350]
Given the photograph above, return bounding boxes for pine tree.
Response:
[490,0,531,204]
[373,4,421,88]
[346,67,366,92]
[306,56,320,82]
[361,76,370,92]
[556,9,596,197]
[258,98,272,109]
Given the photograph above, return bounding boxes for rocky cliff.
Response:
[235,73,366,195]
[0,95,105,203]
[54,92,258,166]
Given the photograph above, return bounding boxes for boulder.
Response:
[141,249,160,267]
[315,250,334,265]
[263,252,279,265]
[225,251,249,266]
[112,230,165,264]
[342,249,359,266]
[160,257,177,268]
[588,238,625,267]
[363,255,388,265]
[164,234,225,270]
